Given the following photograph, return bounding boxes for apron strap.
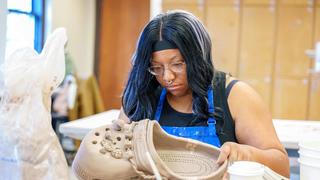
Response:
[207,86,216,124]
[154,88,167,121]
[154,86,216,124]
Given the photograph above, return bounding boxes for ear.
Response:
[40,28,67,94]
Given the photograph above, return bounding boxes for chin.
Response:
[167,89,190,97]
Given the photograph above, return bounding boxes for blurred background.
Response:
[0,0,319,120]
[0,0,320,179]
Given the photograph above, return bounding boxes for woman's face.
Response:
[151,49,191,97]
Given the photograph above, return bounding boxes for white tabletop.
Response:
[59,109,120,140]
[272,119,320,149]
[59,110,320,149]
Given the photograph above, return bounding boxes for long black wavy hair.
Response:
[122,10,215,122]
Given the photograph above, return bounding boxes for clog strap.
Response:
[129,119,168,179]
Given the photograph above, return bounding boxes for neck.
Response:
[167,91,193,113]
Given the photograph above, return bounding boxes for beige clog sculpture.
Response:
[73,119,228,180]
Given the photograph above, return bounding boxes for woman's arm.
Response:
[216,80,290,177]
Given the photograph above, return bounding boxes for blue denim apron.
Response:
[154,87,221,147]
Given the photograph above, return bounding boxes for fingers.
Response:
[216,143,231,164]
[228,145,238,163]
[217,142,253,165]
[112,119,127,130]
[222,171,229,180]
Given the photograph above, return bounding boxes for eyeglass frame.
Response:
[147,61,186,76]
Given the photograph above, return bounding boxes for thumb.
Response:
[216,144,231,164]
[112,119,126,130]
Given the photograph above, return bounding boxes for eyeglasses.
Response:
[148,61,186,76]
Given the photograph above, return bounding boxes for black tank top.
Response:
[158,71,238,144]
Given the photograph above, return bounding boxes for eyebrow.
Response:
[152,54,182,64]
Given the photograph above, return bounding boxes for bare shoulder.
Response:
[227,79,269,122]
[226,77,282,149]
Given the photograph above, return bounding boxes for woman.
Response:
[118,10,289,177]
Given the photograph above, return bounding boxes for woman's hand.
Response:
[112,118,130,130]
[216,142,254,165]
[217,142,257,180]
[113,107,131,130]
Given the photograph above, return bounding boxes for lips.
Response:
[166,85,181,91]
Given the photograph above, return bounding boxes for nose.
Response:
[162,66,175,84]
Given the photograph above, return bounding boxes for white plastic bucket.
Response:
[228,161,264,180]
[298,150,320,164]
[298,158,320,180]
[299,140,320,157]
